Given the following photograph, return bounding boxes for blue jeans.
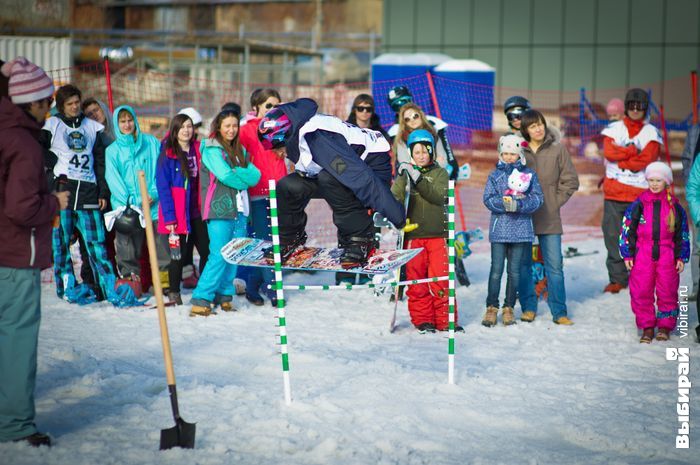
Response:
[0,267,40,441]
[245,199,275,300]
[487,242,529,308]
[519,234,568,320]
[192,216,247,304]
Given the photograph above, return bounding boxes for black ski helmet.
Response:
[503,95,531,115]
[624,88,649,115]
[388,86,413,113]
[114,206,141,234]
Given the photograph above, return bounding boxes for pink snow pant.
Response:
[629,245,679,330]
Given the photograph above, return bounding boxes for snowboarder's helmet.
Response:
[114,206,141,234]
[258,107,292,150]
[624,88,649,114]
[388,86,413,113]
[407,129,435,160]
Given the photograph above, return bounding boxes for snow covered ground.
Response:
[1,238,698,465]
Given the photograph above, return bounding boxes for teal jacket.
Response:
[686,155,700,227]
[105,105,160,220]
[199,138,261,220]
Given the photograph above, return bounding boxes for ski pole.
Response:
[269,180,292,405]
[447,180,456,385]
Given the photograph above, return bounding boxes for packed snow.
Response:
[1,236,698,465]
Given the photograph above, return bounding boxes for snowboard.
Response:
[221,237,422,275]
[563,247,599,258]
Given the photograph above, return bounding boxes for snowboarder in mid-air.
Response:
[257,98,405,268]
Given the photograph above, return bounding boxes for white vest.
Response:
[296,115,390,176]
[601,120,663,189]
[43,116,104,183]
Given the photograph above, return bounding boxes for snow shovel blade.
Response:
[160,418,196,450]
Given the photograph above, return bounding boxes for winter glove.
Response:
[372,272,395,296]
[398,162,422,183]
[624,143,638,158]
[373,211,397,230]
[503,196,518,212]
[373,212,419,233]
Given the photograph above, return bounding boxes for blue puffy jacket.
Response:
[483,160,544,243]
[105,105,160,220]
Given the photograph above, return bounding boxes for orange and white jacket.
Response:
[602,117,662,203]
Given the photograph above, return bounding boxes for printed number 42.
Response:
[69,154,91,170]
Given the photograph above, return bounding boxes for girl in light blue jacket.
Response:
[190,108,261,316]
[105,105,169,281]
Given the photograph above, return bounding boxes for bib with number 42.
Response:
[43,116,104,183]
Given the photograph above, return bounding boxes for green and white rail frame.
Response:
[266,179,458,404]
[268,180,292,405]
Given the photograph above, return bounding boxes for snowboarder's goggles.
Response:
[506,108,525,121]
[354,105,374,113]
[627,102,647,111]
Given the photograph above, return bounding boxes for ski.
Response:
[390,174,413,333]
[563,247,599,258]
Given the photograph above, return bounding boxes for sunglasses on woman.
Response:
[263,102,279,110]
[355,105,373,113]
[403,113,420,123]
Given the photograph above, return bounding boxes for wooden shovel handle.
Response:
[137,171,176,386]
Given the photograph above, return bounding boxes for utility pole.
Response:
[312,0,322,50]
[312,0,323,85]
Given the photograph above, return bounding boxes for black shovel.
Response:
[138,171,196,449]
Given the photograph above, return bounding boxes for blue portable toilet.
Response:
[371,53,452,127]
[432,59,496,145]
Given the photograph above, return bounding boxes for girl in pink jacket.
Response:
[619,162,690,343]
[238,88,287,306]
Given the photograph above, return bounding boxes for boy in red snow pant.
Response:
[391,129,460,333]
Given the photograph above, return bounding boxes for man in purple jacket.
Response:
[0,57,69,447]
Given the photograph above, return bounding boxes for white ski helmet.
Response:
[177,107,203,126]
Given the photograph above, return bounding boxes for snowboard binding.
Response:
[263,231,308,263]
[339,236,377,269]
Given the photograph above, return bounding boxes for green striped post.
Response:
[279,276,449,291]
[269,180,292,405]
[447,180,456,384]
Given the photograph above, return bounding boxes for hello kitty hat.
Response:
[498,134,526,164]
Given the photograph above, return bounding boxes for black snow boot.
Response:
[339,236,376,269]
[264,231,307,262]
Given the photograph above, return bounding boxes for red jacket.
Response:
[602,117,660,203]
[239,116,287,199]
[0,97,59,269]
